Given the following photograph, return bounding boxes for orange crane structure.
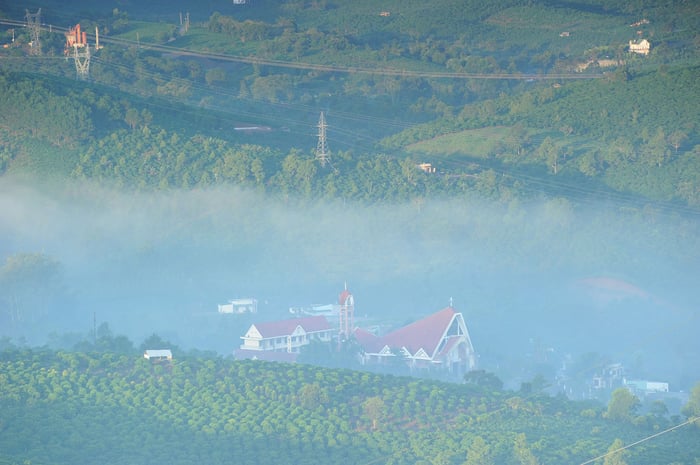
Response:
[65,24,100,80]
[64,23,87,51]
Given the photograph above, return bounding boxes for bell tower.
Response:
[338,283,354,341]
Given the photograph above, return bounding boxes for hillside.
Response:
[1,348,699,465]
[1,2,700,462]
[0,0,698,209]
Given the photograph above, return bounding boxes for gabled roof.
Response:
[353,327,384,353]
[380,307,457,357]
[251,315,331,338]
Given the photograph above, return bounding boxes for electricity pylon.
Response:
[25,9,42,55]
[315,112,330,167]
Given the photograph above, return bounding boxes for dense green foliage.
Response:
[0,348,698,465]
[1,0,699,210]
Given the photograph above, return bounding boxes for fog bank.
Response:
[1,177,698,387]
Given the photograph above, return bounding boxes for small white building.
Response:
[218,298,258,314]
[629,39,650,55]
[289,303,340,317]
[625,379,669,395]
[143,349,172,362]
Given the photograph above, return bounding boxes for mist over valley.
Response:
[2,176,697,390]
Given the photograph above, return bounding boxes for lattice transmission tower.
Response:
[25,9,42,55]
[315,111,330,167]
[65,24,91,81]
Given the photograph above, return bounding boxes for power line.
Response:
[1,19,698,218]
[0,19,603,82]
[578,416,700,465]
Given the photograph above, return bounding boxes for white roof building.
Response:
[143,349,172,361]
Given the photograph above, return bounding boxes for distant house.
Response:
[218,298,258,314]
[629,19,650,27]
[236,315,334,361]
[289,303,340,317]
[143,349,172,362]
[629,39,650,55]
[625,379,669,395]
[417,162,436,174]
[592,363,625,389]
[354,306,477,374]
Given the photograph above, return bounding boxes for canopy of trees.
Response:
[0,348,698,465]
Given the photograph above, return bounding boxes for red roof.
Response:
[252,316,331,338]
[338,289,352,305]
[353,327,384,353]
[379,307,457,357]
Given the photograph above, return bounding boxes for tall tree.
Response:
[605,388,640,421]
[603,438,628,465]
[681,382,700,424]
[464,436,493,465]
[363,396,386,430]
[513,433,540,465]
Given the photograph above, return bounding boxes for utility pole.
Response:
[315,112,330,167]
[25,8,42,55]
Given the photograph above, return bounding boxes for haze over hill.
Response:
[1,174,697,389]
[0,0,698,391]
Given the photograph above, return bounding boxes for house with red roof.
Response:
[235,315,334,362]
[354,306,476,374]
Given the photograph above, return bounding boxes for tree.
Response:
[603,438,629,465]
[537,137,559,174]
[640,127,669,167]
[363,396,386,430]
[668,130,688,153]
[605,388,640,421]
[464,436,493,465]
[650,400,669,418]
[139,333,177,353]
[298,382,328,410]
[682,382,700,424]
[513,433,540,465]
[464,370,503,391]
[124,107,140,130]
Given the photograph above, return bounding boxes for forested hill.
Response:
[0,0,699,209]
[1,348,699,465]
